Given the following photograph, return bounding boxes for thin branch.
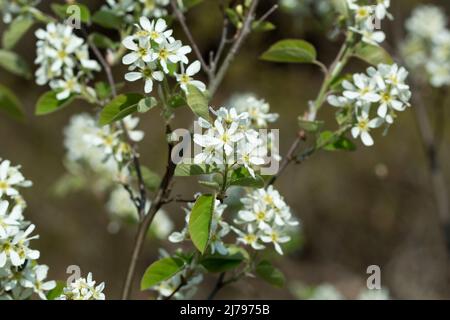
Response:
[170,0,210,74]
[121,125,177,300]
[207,272,226,300]
[208,0,260,97]
[255,4,278,24]
[163,276,186,300]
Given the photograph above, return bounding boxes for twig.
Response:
[163,276,186,300]
[208,0,260,96]
[170,0,210,74]
[207,272,226,300]
[121,125,177,299]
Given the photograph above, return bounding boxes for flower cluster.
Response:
[63,113,152,227]
[0,0,39,23]
[193,107,277,178]
[328,63,411,146]
[401,5,450,87]
[35,23,100,100]
[230,94,279,129]
[169,199,230,255]
[0,159,55,300]
[122,17,205,94]
[57,272,105,300]
[346,0,391,45]
[233,186,298,255]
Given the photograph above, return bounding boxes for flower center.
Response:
[256,211,266,221]
[159,48,169,60]
[358,119,369,131]
[180,74,191,84]
[0,181,8,190]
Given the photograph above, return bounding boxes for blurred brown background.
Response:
[1,0,450,299]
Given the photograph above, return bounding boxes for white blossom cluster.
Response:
[193,107,277,178]
[229,94,279,129]
[169,199,230,255]
[328,63,411,146]
[122,17,205,94]
[151,250,203,300]
[401,5,450,87]
[233,186,298,255]
[35,23,100,100]
[105,0,170,22]
[346,0,391,45]
[0,159,55,300]
[0,0,39,23]
[57,272,105,300]
[63,113,152,226]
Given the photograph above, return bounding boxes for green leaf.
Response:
[35,91,77,115]
[89,32,117,49]
[252,21,276,32]
[0,84,24,121]
[189,194,215,254]
[46,281,66,300]
[140,257,185,290]
[186,84,210,121]
[92,9,122,29]
[200,251,245,273]
[353,43,393,66]
[0,49,30,78]
[225,8,240,27]
[140,166,161,192]
[51,3,91,23]
[95,81,112,101]
[229,167,264,188]
[260,39,317,64]
[99,93,143,125]
[298,118,324,133]
[175,163,217,176]
[317,131,356,151]
[255,260,285,288]
[137,97,157,113]
[2,16,34,49]
[168,94,186,109]
[331,0,349,17]
[198,180,221,191]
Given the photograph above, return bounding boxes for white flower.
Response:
[351,105,383,146]
[405,5,447,39]
[58,272,105,300]
[230,94,279,128]
[233,224,265,250]
[28,265,56,300]
[125,63,164,93]
[343,74,381,104]
[0,160,32,198]
[139,0,170,18]
[135,17,173,44]
[123,116,145,142]
[374,0,392,20]
[259,226,290,255]
[0,224,40,268]
[176,60,206,92]
[152,39,191,73]
[122,36,153,65]
[0,201,21,239]
[50,71,81,100]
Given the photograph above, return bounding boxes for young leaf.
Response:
[92,9,122,29]
[183,0,204,9]
[252,21,276,32]
[298,118,324,133]
[0,49,30,78]
[46,281,66,300]
[189,194,215,254]
[2,16,34,49]
[99,93,143,125]
[137,97,157,113]
[331,0,349,18]
[186,84,210,121]
[0,84,24,121]
[260,39,317,64]
[255,260,285,288]
[35,91,77,115]
[175,163,217,176]
[140,257,185,290]
[317,131,356,151]
[51,3,91,24]
[353,43,393,66]
[229,167,265,188]
[200,251,245,273]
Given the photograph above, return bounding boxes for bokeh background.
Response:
[1,0,450,299]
